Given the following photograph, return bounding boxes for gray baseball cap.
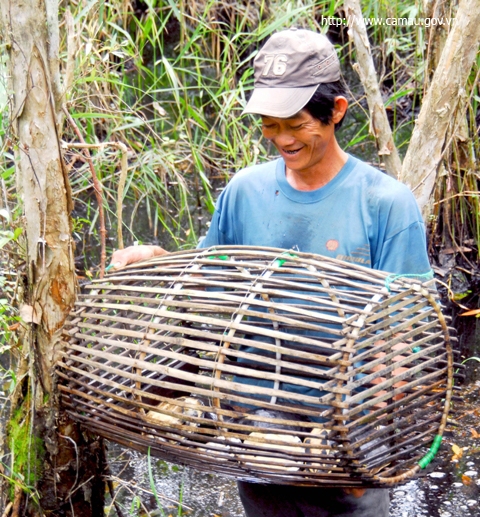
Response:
[243,28,341,118]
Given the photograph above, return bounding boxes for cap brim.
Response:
[242,85,318,118]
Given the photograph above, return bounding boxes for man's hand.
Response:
[108,245,169,270]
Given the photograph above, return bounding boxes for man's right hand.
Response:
[108,245,169,270]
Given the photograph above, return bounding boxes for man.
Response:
[111,28,432,517]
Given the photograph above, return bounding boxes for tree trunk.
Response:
[422,0,453,90]
[400,0,480,216]
[0,1,105,514]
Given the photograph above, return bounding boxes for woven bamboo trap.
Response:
[59,246,456,487]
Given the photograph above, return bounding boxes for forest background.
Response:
[0,0,479,515]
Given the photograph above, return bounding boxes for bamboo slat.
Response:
[58,246,457,487]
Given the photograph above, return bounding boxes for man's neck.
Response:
[285,144,349,191]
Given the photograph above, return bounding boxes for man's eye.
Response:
[290,124,303,130]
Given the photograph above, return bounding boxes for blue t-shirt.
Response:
[199,155,431,415]
[200,154,431,276]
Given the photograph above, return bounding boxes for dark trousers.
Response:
[237,482,389,517]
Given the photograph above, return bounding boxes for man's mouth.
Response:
[283,148,302,156]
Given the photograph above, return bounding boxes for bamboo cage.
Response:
[59,246,457,487]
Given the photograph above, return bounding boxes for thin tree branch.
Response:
[62,107,108,278]
[45,0,61,115]
[57,8,76,131]
[64,9,76,97]
[344,0,402,179]
[62,140,129,251]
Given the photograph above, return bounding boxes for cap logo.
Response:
[262,54,288,76]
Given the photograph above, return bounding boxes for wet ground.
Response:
[105,381,480,517]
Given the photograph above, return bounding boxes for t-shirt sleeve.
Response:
[197,188,235,248]
[374,221,432,276]
[371,183,432,277]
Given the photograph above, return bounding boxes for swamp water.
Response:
[105,381,480,517]
[106,442,480,517]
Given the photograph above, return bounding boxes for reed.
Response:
[57,0,434,263]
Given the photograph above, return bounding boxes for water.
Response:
[105,378,480,517]
[106,447,480,517]
[106,449,245,517]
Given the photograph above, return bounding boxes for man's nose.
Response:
[274,131,296,147]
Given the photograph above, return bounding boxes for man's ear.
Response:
[332,96,348,124]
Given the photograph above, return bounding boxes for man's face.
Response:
[260,109,336,175]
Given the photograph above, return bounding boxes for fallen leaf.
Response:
[452,444,462,455]
[462,474,473,485]
[441,246,472,254]
[471,428,480,439]
[460,308,480,317]
[451,443,463,461]
[452,291,471,301]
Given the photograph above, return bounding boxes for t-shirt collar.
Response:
[275,154,358,203]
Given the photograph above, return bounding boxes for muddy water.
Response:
[106,382,480,517]
[106,448,480,517]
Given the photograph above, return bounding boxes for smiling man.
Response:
[199,29,430,278]
[198,28,431,517]
[110,27,432,517]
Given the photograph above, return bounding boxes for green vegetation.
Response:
[0,211,21,344]
[52,5,386,247]
[6,403,43,503]
[148,448,167,517]
[0,0,478,513]
[65,1,479,267]
[0,1,477,271]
